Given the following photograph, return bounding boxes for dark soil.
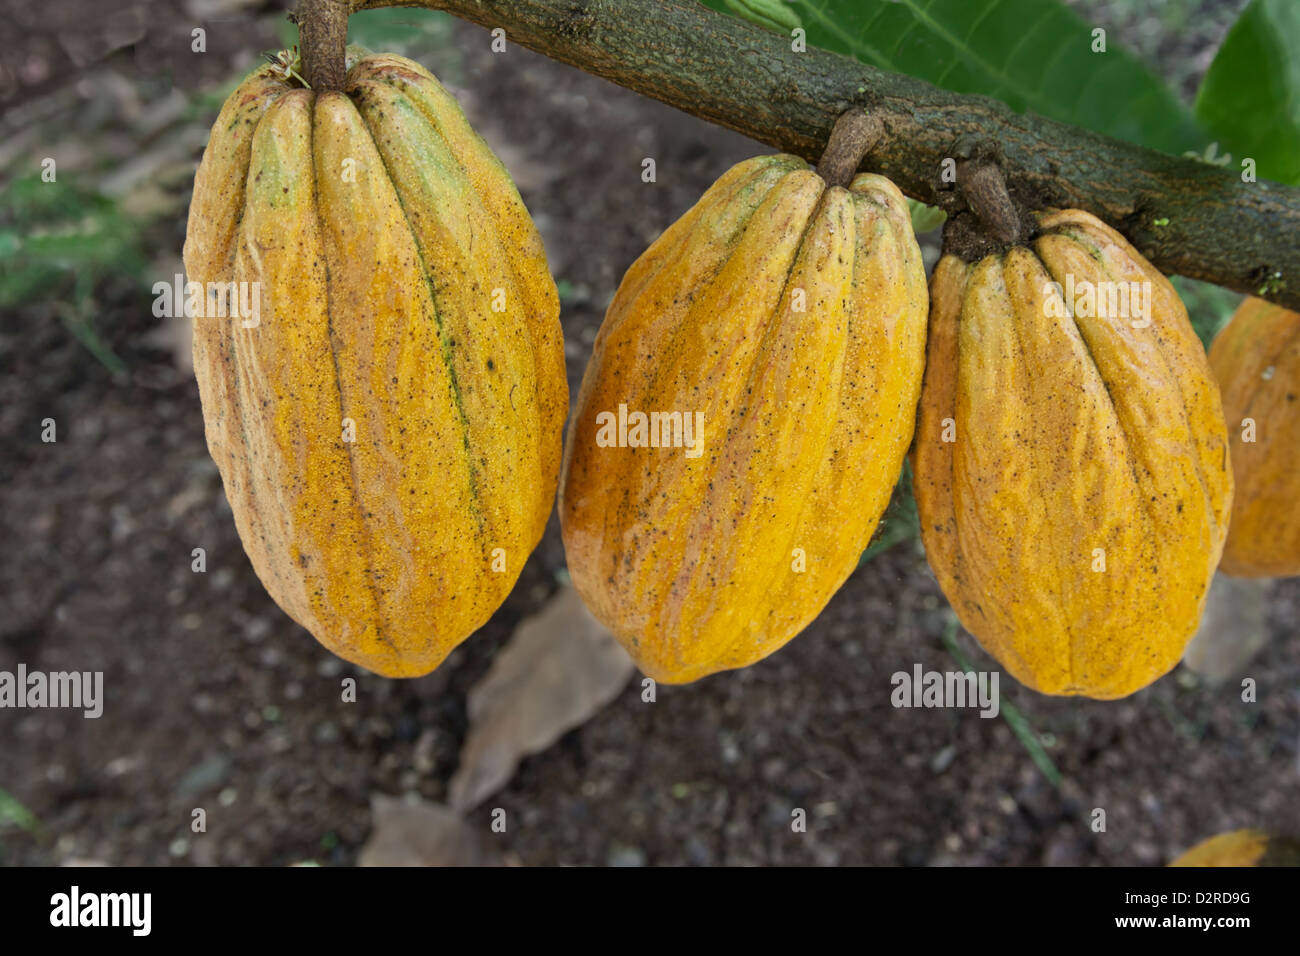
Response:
[2,1,1296,867]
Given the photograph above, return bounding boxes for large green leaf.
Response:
[705,0,1206,155]
[1195,0,1300,185]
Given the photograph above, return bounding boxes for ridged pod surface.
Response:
[1208,297,1300,577]
[183,51,566,677]
[913,209,1232,700]
[559,155,928,683]
[1170,829,1300,867]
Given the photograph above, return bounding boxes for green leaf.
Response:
[345,8,454,56]
[1195,0,1300,185]
[1171,275,1242,350]
[907,197,946,234]
[702,0,1206,156]
[0,787,41,835]
[0,174,142,377]
[0,177,145,285]
[725,0,802,33]
[860,459,920,564]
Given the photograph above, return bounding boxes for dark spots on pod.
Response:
[486,358,495,371]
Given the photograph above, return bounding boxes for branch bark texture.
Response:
[342,0,1300,310]
[299,0,350,91]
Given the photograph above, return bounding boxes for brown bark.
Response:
[298,0,350,92]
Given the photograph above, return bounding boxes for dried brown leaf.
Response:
[358,794,500,867]
[447,586,634,811]
[1182,573,1273,684]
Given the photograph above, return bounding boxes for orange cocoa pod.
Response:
[1208,296,1300,577]
[559,155,928,683]
[183,50,566,677]
[913,210,1232,699]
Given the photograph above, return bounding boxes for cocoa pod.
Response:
[1170,829,1300,867]
[559,155,928,683]
[913,209,1232,699]
[183,51,566,677]
[1208,297,1300,578]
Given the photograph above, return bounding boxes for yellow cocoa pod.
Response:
[1170,829,1300,867]
[1208,297,1300,577]
[183,51,566,677]
[559,155,929,683]
[913,209,1232,699]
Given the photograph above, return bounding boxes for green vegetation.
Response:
[0,175,150,377]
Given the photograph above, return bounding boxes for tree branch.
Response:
[340,0,1300,310]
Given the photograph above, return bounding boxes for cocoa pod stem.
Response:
[958,160,1021,244]
[817,110,883,189]
[298,0,351,92]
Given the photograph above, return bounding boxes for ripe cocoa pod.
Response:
[1170,829,1300,867]
[913,209,1232,699]
[1208,297,1300,578]
[559,155,928,683]
[183,50,566,677]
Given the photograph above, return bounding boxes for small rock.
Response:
[1043,830,1085,866]
[413,729,439,774]
[317,657,344,678]
[314,721,339,745]
[243,616,272,643]
[930,744,957,774]
[685,836,713,866]
[104,755,142,778]
[176,755,231,797]
[608,845,646,867]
